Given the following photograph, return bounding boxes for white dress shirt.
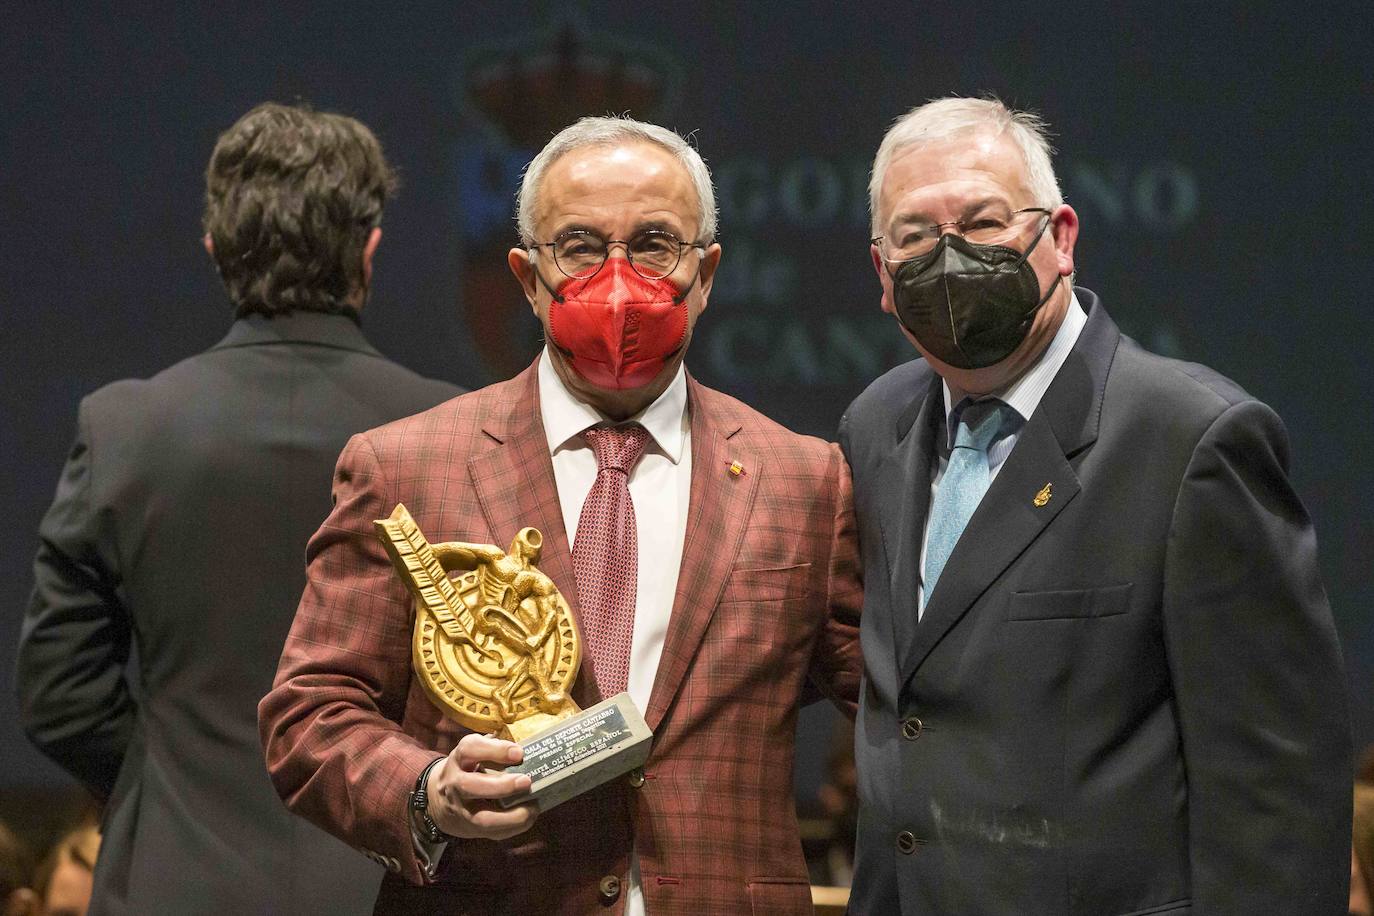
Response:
[537,347,691,716]
[917,294,1087,617]
[538,349,692,916]
[415,353,692,916]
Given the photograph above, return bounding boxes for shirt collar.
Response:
[537,347,690,464]
[941,291,1088,448]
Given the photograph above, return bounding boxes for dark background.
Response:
[3,1,1370,836]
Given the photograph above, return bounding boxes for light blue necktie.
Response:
[922,399,1013,610]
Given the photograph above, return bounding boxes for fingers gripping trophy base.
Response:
[497,692,652,813]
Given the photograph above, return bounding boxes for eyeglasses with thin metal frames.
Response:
[527,229,708,282]
[871,207,1053,265]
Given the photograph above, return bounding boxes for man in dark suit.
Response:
[842,97,1351,914]
[15,102,462,915]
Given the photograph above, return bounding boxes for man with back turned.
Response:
[842,97,1350,914]
[16,102,462,914]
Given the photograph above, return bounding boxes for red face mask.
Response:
[546,257,693,390]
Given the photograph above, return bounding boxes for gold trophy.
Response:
[374,504,651,811]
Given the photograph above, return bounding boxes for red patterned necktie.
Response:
[573,423,651,700]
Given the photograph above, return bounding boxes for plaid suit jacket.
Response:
[259,358,862,915]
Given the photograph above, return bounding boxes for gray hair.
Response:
[516,115,718,246]
[868,97,1064,235]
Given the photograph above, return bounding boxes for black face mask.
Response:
[889,217,1061,369]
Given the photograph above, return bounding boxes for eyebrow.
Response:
[889,196,1011,229]
[634,219,684,236]
[550,222,602,239]
[962,197,1010,216]
[550,219,686,239]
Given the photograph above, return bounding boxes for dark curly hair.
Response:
[203,102,398,318]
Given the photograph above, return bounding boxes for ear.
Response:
[202,234,214,257]
[871,243,896,316]
[1049,204,1079,277]
[362,227,382,282]
[361,227,382,286]
[507,246,539,312]
[694,242,723,313]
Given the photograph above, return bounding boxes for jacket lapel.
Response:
[467,362,579,615]
[874,374,942,693]
[644,378,759,731]
[899,289,1121,683]
[900,413,1080,679]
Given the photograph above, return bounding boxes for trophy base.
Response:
[497,692,652,813]
[503,710,573,744]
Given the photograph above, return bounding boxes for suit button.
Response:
[627,767,645,788]
[598,874,621,902]
[896,831,922,854]
[901,717,923,740]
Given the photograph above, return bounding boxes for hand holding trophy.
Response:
[374,504,652,832]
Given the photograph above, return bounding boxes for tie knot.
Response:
[583,423,650,473]
[952,399,1013,454]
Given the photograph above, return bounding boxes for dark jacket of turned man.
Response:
[15,101,465,916]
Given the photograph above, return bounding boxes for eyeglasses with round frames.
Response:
[872,207,1053,264]
[528,229,707,281]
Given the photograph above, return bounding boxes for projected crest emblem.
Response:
[453,17,683,380]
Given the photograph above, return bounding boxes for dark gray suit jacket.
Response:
[17,312,463,915]
[840,290,1350,915]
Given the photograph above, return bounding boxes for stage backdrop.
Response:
[3,1,1370,820]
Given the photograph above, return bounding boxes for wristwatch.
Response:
[410,756,455,844]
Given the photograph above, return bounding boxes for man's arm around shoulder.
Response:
[804,441,863,716]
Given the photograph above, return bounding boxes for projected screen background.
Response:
[3,2,1370,810]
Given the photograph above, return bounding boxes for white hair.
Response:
[516,115,717,246]
[868,97,1064,235]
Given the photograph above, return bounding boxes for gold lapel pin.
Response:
[1033,482,1053,507]
[728,460,745,477]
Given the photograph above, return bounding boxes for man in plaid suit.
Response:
[259,116,863,915]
